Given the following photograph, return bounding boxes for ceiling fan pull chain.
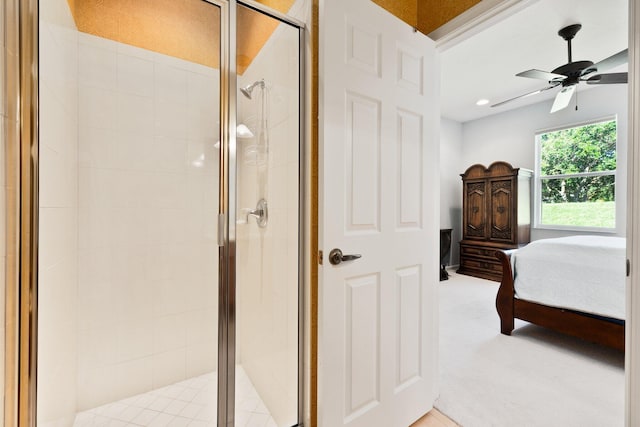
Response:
[575,86,579,111]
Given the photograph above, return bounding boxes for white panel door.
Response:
[318,1,440,427]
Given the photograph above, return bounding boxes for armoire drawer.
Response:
[457,252,504,281]
[460,245,499,259]
[460,257,502,273]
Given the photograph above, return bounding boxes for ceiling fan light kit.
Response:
[491,23,628,113]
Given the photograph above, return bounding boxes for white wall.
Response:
[38,0,80,425]
[236,6,302,426]
[75,32,220,410]
[440,118,463,265]
[452,84,628,240]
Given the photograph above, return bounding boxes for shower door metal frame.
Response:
[6,0,39,425]
[219,1,307,426]
[217,0,236,425]
[6,0,306,425]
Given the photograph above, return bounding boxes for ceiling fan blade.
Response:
[516,69,566,81]
[491,83,560,108]
[586,72,628,84]
[582,49,628,76]
[550,85,576,113]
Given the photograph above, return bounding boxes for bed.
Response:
[494,235,626,351]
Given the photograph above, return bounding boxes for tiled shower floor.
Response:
[73,367,277,427]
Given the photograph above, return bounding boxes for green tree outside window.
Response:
[537,119,616,229]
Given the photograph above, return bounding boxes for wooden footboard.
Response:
[495,250,516,336]
[494,249,625,351]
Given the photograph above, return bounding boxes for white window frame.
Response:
[534,116,618,233]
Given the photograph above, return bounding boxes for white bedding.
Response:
[512,235,626,320]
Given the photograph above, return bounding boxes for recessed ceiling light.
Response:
[476,99,490,106]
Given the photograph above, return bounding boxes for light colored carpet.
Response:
[435,271,624,427]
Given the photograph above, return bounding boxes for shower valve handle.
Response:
[245,198,268,228]
[247,208,263,219]
[328,248,362,266]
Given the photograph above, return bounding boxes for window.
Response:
[535,118,617,230]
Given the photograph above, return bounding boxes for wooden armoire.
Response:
[457,161,532,281]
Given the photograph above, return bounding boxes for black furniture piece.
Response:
[440,228,453,281]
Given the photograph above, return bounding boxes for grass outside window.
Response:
[541,201,615,229]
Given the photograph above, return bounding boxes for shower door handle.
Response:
[328,248,362,266]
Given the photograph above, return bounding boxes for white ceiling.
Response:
[439,0,628,123]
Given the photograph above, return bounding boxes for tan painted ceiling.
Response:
[370,0,417,28]
[418,0,482,35]
[371,0,481,35]
[67,0,295,74]
[237,3,283,73]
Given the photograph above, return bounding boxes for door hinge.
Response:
[217,213,226,247]
[318,250,323,265]
[627,259,631,277]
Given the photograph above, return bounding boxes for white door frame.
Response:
[432,0,640,425]
[626,1,640,424]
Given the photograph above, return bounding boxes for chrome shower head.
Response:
[240,79,265,99]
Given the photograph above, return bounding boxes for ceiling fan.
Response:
[491,24,628,113]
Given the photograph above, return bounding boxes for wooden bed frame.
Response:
[494,250,625,351]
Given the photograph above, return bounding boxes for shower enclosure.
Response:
[30,0,304,426]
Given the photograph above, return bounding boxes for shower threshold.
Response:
[72,366,277,427]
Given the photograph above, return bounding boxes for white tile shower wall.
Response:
[38,0,80,425]
[236,9,301,426]
[76,33,220,411]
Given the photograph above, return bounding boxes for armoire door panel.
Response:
[465,181,486,239]
[490,179,513,241]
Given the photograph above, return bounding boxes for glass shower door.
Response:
[233,3,302,426]
[37,1,222,425]
[36,0,303,425]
